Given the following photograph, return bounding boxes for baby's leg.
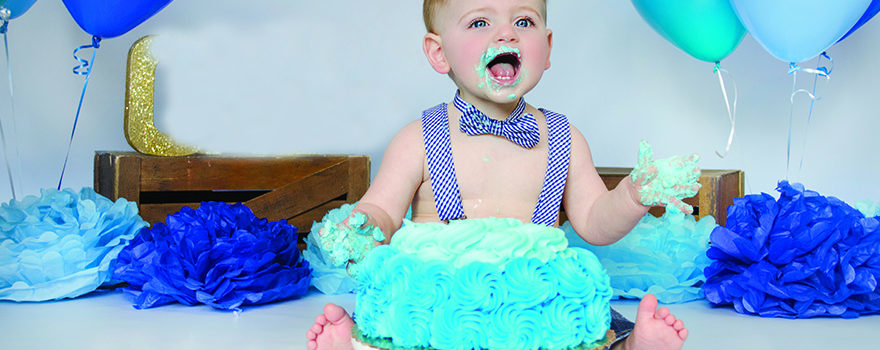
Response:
[612,294,688,350]
[306,303,355,350]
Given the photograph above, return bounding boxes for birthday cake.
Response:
[351,218,615,350]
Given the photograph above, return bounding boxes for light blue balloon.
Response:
[1,0,36,19]
[730,0,871,63]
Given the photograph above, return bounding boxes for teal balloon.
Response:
[631,0,746,63]
[1,0,37,19]
[730,0,871,63]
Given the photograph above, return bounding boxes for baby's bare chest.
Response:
[424,134,550,207]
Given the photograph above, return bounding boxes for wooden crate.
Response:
[94,152,370,242]
[560,167,744,226]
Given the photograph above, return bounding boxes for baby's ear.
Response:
[545,29,553,70]
[423,33,450,74]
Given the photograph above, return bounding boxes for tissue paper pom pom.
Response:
[0,188,147,301]
[703,181,880,318]
[113,202,310,310]
[302,203,358,294]
[854,200,880,217]
[564,211,716,303]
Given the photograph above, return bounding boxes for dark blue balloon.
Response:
[61,0,172,39]
[838,0,880,42]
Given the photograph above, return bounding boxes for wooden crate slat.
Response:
[140,203,199,225]
[139,155,349,191]
[245,161,350,222]
[95,153,142,203]
[95,152,370,229]
[347,156,370,202]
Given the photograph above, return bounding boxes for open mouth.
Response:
[486,52,521,86]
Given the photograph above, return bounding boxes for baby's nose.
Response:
[495,25,518,42]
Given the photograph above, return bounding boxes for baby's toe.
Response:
[673,319,684,331]
[678,328,689,341]
[655,307,670,320]
[315,314,328,325]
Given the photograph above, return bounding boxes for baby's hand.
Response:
[629,140,701,214]
[315,212,386,269]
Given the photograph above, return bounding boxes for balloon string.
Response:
[785,52,831,180]
[799,53,831,172]
[713,62,738,158]
[59,36,101,190]
[1,30,16,200]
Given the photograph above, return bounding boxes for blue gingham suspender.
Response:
[421,103,571,225]
[532,108,570,226]
[423,103,467,221]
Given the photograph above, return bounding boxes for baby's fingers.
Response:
[667,196,694,215]
[672,184,700,197]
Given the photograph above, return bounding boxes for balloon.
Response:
[730,0,871,63]
[1,0,37,20]
[61,0,172,39]
[631,0,746,62]
[838,0,880,43]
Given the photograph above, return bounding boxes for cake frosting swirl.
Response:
[353,218,613,350]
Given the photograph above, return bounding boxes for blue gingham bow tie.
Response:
[453,93,540,149]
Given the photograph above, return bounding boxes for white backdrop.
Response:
[0,1,878,206]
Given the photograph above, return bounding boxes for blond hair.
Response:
[423,0,547,33]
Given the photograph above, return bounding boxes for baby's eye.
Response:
[469,19,489,28]
[515,18,534,28]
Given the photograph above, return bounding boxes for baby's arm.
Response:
[564,129,701,246]
[351,120,426,242]
[563,127,649,246]
[313,120,425,269]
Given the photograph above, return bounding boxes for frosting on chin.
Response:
[354,218,613,350]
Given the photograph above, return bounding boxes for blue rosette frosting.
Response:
[703,181,880,318]
[0,188,146,301]
[353,218,613,350]
[113,202,310,310]
[564,210,716,303]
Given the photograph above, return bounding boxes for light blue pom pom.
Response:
[564,211,716,303]
[302,203,359,294]
[854,200,880,217]
[0,188,147,301]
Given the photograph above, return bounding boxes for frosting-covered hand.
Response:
[629,140,701,214]
[313,211,385,273]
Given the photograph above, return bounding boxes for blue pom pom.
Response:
[302,203,359,294]
[113,202,310,310]
[703,181,880,318]
[0,188,147,301]
[564,210,716,304]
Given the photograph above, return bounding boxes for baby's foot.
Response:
[306,303,355,350]
[618,294,688,350]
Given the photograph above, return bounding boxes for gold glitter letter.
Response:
[125,35,198,156]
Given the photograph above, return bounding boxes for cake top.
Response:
[390,217,569,269]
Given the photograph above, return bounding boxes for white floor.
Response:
[1,288,877,350]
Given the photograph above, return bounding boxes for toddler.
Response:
[307,0,698,349]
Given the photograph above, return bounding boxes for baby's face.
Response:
[434,0,551,104]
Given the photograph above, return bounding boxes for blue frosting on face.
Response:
[354,243,612,349]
